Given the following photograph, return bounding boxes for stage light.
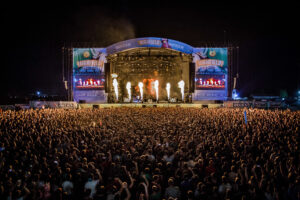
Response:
[232,89,239,100]
[232,93,239,100]
[64,81,68,90]
[111,73,118,78]
[36,91,40,96]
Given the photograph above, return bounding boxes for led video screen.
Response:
[73,48,107,102]
[193,48,228,100]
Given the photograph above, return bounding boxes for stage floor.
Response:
[78,103,223,109]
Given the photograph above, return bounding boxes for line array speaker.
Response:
[189,62,195,93]
[104,63,110,93]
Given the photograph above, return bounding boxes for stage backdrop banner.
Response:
[106,37,194,54]
[73,48,107,103]
[192,48,228,100]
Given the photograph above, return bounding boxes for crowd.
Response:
[0,107,299,200]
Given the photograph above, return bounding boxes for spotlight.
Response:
[232,89,239,100]
[111,73,118,78]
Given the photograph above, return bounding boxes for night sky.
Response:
[1,0,300,101]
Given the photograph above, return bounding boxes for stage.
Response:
[26,100,288,110]
[65,38,236,104]
[78,102,223,109]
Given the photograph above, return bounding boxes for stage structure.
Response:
[62,37,238,103]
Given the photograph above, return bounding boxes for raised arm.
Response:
[134,161,139,175]
[244,166,249,182]
[95,168,103,183]
[141,182,149,200]
[114,178,124,196]
[122,182,131,200]
[128,171,135,189]
[238,167,244,185]
[107,151,112,163]
[142,174,149,188]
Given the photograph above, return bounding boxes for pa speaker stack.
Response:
[189,62,195,93]
[104,63,110,93]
